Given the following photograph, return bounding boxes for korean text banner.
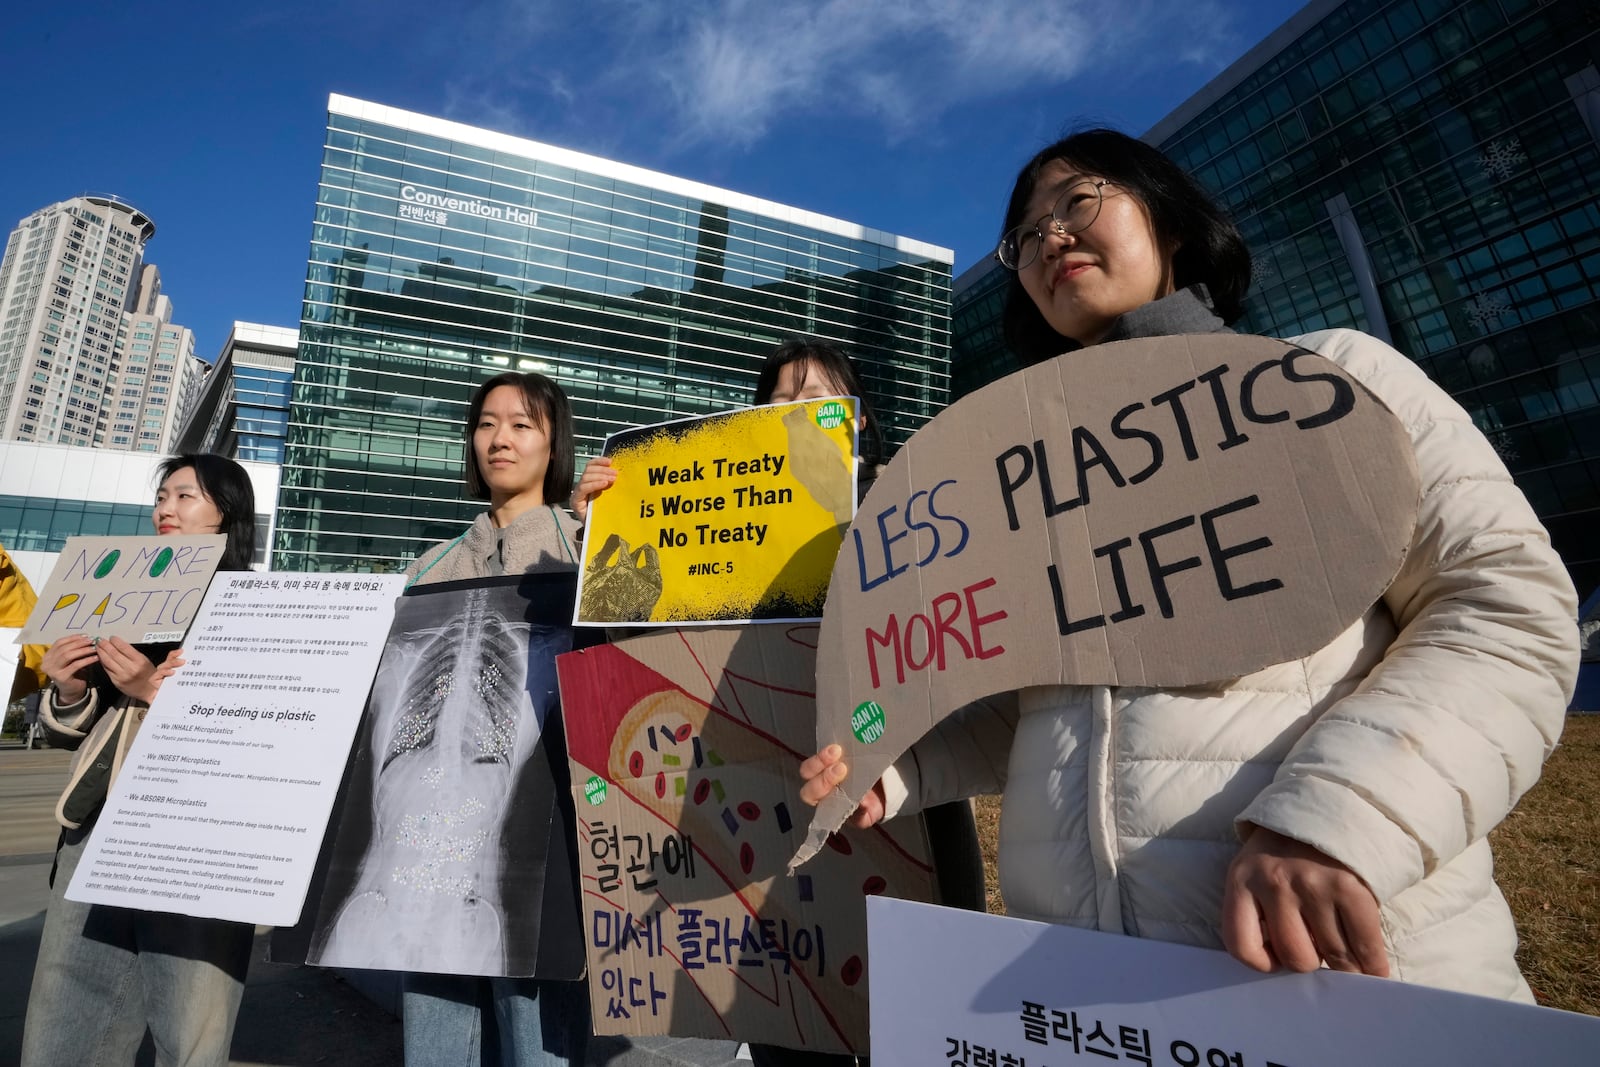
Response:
[793,335,1420,867]
[19,534,227,645]
[868,898,1599,1066]
[557,625,935,1054]
[576,398,858,625]
[65,573,404,925]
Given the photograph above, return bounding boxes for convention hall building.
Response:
[275,95,953,571]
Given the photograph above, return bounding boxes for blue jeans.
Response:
[21,820,256,1067]
[402,972,590,1066]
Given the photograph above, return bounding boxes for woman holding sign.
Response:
[801,129,1578,1001]
[577,339,986,1066]
[399,370,589,1067]
[23,454,258,1067]
[752,339,986,1067]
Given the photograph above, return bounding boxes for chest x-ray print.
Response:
[301,572,587,977]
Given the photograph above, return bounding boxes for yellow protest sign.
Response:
[577,398,858,625]
[2,544,48,694]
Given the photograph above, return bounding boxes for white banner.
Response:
[67,572,405,925]
[867,898,1599,1067]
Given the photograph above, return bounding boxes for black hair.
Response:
[999,127,1252,365]
[463,371,576,504]
[753,338,884,466]
[156,454,256,572]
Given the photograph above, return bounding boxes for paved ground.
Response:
[0,744,748,1066]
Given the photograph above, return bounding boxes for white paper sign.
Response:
[67,572,406,925]
[867,898,1600,1067]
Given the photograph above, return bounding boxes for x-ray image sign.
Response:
[284,573,589,978]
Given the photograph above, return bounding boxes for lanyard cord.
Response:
[404,530,468,590]
[550,504,576,563]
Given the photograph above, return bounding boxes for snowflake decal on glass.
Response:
[1478,137,1527,182]
[1488,431,1519,465]
[1250,257,1276,285]
[1465,291,1511,332]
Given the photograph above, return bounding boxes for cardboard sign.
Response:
[65,572,404,924]
[867,898,1600,1066]
[19,534,227,644]
[277,573,592,977]
[557,626,935,1054]
[576,398,857,625]
[794,335,1419,866]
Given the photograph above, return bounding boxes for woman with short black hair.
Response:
[23,454,259,1066]
[399,370,588,1067]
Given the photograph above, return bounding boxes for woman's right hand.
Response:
[40,635,98,705]
[570,456,617,522]
[799,744,887,829]
[149,649,187,693]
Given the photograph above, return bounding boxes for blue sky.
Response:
[1,0,1307,362]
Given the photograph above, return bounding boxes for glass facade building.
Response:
[0,495,153,550]
[952,0,1600,594]
[949,258,1017,401]
[176,322,297,463]
[0,440,281,571]
[275,96,953,572]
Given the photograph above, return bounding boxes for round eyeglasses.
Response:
[994,179,1111,271]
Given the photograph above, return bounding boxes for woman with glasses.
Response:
[801,128,1578,1001]
[574,339,986,1063]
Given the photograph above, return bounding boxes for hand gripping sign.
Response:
[791,334,1421,868]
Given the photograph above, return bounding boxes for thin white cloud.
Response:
[434,0,1240,150]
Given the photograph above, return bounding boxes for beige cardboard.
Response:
[793,335,1420,867]
[558,625,935,1053]
[18,534,228,645]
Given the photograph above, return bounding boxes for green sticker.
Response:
[93,550,120,579]
[148,546,174,578]
[583,776,608,806]
[850,700,886,744]
[815,400,848,429]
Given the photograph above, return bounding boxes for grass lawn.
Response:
[970,713,1599,1016]
[1492,712,1600,1015]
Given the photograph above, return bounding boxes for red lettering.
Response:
[963,577,1007,661]
[903,613,935,671]
[861,577,1007,689]
[931,591,972,666]
[865,616,903,689]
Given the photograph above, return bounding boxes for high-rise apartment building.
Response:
[101,264,205,452]
[0,197,204,453]
[952,0,1600,594]
[176,322,298,462]
[276,95,953,571]
[0,196,151,446]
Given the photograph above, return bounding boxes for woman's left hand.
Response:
[570,456,617,522]
[97,637,163,705]
[1221,825,1390,977]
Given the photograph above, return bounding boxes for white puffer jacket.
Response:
[885,328,1578,1002]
